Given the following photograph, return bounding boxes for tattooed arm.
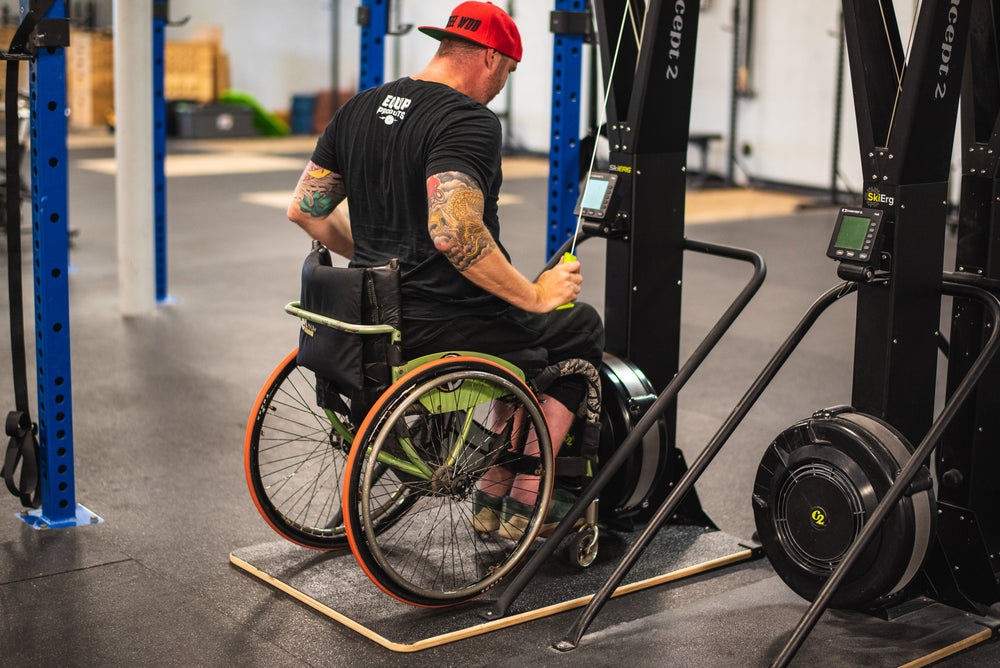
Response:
[427,171,581,313]
[287,161,354,258]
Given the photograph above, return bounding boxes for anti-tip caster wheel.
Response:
[568,523,599,568]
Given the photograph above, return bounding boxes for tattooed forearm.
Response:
[426,171,496,271]
[293,162,347,218]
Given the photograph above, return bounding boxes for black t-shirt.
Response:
[312,77,510,321]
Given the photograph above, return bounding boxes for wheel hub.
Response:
[327,429,350,454]
[430,465,472,499]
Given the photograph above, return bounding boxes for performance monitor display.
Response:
[574,172,619,219]
[826,207,884,263]
[581,179,610,210]
[834,215,870,251]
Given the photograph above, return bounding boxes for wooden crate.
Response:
[1,28,231,127]
[66,30,115,128]
[0,28,115,127]
[67,87,114,128]
[165,40,219,102]
[67,30,114,73]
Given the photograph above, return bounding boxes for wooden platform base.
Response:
[231,525,755,652]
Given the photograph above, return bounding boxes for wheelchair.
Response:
[245,244,665,607]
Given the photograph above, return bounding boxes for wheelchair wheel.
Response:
[343,356,554,607]
[245,349,354,550]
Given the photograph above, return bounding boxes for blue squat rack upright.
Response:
[3,0,100,527]
[153,1,169,303]
[547,0,586,259]
[4,1,175,526]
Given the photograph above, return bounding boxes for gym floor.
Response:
[1,133,998,666]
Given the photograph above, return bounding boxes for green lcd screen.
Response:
[581,178,611,210]
[834,215,870,251]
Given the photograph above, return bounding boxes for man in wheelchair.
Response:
[286,1,604,540]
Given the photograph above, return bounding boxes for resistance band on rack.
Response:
[2,0,56,509]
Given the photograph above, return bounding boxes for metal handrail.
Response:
[555,280,856,651]
[485,237,767,621]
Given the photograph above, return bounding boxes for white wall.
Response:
[690,0,955,193]
[161,0,951,193]
[165,1,558,148]
[694,2,849,188]
[168,0,342,106]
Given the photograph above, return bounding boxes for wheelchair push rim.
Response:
[343,356,555,607]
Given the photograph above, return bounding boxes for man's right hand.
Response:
[532,259,583,313]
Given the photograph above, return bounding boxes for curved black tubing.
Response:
[485,238,766,621]
[553,281,856,650]
[538,232,592,277]
[770,277,1000,668]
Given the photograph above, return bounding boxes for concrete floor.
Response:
[1,133,998,666]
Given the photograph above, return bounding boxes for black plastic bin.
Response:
[168,101,255,139]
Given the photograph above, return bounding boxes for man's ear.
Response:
[484,47,499,71]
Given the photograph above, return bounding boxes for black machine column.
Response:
[843,0,969,446]
[588,0,701,522]
[596,0,700,399]
[938,0,1000,595]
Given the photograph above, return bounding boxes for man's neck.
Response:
[412,59,480,102]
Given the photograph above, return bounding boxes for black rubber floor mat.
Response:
[231,525,756,652]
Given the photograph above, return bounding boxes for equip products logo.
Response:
[866,189,895,208]
[377,94,412,125]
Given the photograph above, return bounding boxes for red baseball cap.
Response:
[419,1,523,63]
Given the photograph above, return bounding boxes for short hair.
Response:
[437,34,489,59]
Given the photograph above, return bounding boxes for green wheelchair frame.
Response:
[245,299,597,607]
[284,300,531,482]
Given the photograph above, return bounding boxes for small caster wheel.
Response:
[568,523,599,568]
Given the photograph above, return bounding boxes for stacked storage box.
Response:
[66,30,115,129]
[62,28,233,130]
[164,39,222,103]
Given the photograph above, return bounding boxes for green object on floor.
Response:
[219,90,290,136]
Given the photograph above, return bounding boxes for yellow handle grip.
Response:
[557,252,577,310]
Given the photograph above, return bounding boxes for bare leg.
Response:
[477,465,514,497]
[508,396,575,506]
[476,402,524,498]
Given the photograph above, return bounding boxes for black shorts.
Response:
[402,303,604,410]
